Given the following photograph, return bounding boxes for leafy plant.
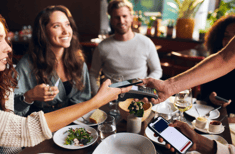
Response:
[167,19,175,27]
[167,0,205,19]
[199,29,208,34]
[146,16,156,28]
[207,0,235,26]
[128,100,144,117]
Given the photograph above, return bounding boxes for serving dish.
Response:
[93,133,156,154]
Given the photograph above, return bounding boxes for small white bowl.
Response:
[209,120,222,133]
[195,116,207,129]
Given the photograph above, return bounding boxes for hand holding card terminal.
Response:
[118,85,158,101]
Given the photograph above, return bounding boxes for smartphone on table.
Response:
[148,116,193,154]
[109,78,143,88]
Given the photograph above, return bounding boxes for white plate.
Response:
[145,127,165,146]
[93,133,156,154]
[73,109,107,126]
[53,125,98,149]
[185,104,220,119]
[152,97,178,115]
[192,120,225,134]
[202,134,228,144]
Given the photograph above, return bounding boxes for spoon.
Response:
[219,115,228,122]
[205,106,222,117]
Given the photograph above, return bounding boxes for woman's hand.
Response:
[209,92,231,107]
[95,79,132,107]
[24,84,59,102]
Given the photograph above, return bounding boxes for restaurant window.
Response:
[130,0,177,23]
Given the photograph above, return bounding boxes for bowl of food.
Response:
[118,98,152,122]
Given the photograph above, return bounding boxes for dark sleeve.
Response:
[14,55,36,116]
[199,82,214,106]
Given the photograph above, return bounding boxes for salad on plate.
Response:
[64,127,93,146]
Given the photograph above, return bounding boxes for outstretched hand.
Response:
[96,79,132,107]
[142,78,173,104]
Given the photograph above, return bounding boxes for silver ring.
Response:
[49,87,52,92]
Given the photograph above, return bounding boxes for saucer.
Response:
[192,120,225,134]
[145,127,165,146]
[185,104,220,119]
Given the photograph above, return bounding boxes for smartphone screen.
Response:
[148,117,193,154]
[109,78,143,88]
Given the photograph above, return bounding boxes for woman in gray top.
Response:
[14,5,91,116]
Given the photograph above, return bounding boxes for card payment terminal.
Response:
[118,85,158,101]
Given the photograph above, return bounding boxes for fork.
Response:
[194,105,201,117]
[205,106,222,117]
[81,117,90,124]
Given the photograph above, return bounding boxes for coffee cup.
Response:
[195,116,207,129]
[209,120,222,132]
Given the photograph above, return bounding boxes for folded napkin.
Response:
[229,123,235,145]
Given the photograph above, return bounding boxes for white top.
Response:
[0,89,52,147]
[89,33,162,94]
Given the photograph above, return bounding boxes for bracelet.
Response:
[21,95,34,104]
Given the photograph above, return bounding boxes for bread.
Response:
[89,109,104,124]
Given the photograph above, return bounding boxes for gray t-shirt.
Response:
[89,33,162,94]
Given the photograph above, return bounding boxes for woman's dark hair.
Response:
[0,15,17,110]
[204,14,235,54]
[29,5,85,90]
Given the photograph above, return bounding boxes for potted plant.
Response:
[126,100,144,133]
[145,16,156,36]
[198,29,208,41]
[167,0,205,39]
[167,19,175,38]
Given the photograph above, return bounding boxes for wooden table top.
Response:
[19,100,232,154]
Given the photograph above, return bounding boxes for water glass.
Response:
[98,115,116,141]
[109,75,124,116]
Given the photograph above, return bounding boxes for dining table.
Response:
[19,99,232,154]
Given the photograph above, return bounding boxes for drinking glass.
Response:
[98,115,116,141]
[109,75,124,116]
[174,89,193,122]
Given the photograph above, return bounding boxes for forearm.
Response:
[44,95,100,132]
[167,51,234,95]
